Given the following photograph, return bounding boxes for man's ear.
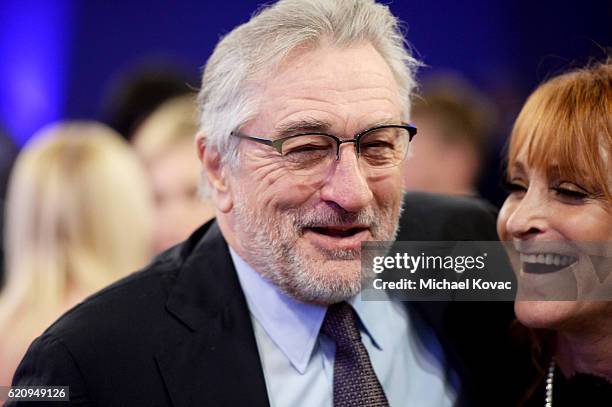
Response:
[197,135,233,213]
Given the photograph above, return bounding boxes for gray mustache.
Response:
[293,208,379,230]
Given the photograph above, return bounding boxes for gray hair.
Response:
[196,0,420,167]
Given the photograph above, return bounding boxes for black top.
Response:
[524,368,612,407]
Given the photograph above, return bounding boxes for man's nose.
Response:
[319,144,373,212]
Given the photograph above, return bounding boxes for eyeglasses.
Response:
[231,123,417,177]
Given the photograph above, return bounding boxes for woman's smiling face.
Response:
[498,144,612,330]
[497,62,612,332]
[497,144,612,330]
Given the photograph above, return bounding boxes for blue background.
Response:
[0,0,610,147]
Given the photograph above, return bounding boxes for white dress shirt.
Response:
[230,248,458,407]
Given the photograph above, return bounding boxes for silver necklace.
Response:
[545,360,555,407]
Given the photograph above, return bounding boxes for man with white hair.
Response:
[10,1,519,406]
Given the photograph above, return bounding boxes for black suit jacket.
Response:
[398,193,522,406]
[9,192,521,407]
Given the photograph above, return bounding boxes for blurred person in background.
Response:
[0,129,19,289]
[402,74,496,197]
[0,122,153,385]
[101,66,195,142]
[133,94,215,254]
[498,60,612,405]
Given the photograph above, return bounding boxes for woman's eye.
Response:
[552,186,588,200]
[502,179,527,195]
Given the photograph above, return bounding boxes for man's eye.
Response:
[284,144,329,155]
[281,134,333,156]
[362,141,394,150]
[361,147,397,166]
[282,143,331,168]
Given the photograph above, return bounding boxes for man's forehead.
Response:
[247,43,402,136]
[260,42,398,94]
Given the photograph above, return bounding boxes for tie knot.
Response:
[321,302,361,346]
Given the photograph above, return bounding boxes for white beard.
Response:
[232,188,403,305]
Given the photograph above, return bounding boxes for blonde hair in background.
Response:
[0,122,154,326]
[133,94,210,197]
[508,59,612,202]
[133,94,199,162]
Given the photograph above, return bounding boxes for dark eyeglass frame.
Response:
[230,123,417,161]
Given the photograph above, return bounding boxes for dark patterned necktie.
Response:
[321,302,390,407]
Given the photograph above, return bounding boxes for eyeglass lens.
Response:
[278,126,411,177]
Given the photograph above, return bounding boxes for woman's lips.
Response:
[303,226,371,250]
[520,252,578,274]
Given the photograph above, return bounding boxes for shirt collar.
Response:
[350,294,386,351]
[230,248,388,372]
[230,248,326,374]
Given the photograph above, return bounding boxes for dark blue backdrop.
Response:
[1,0,610,147]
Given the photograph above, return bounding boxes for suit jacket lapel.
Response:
[156,222,270,407]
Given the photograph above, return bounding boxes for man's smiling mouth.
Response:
[307,225,368,238]
[302,225,372,251]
